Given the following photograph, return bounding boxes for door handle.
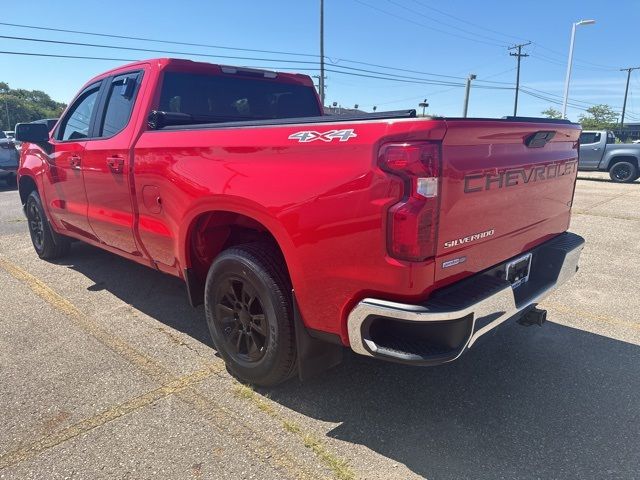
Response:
[106,156,125,173]
[69,155,81,170]
[592,147,600,151]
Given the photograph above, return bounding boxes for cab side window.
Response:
[57,83,101,141]
[579,132,601,145]
[99,73,141,137]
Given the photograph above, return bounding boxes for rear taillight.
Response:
[379,142,441,262]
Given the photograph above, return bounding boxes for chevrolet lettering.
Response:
[463,160,578,193]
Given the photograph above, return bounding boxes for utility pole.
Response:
[418,99,429,116]
[462,74,476,118]
[509,41,531,116]
[620,66,640,130]
[319,0,325,106]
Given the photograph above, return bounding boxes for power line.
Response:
[1,21,516,85]
[0,21,318,58]
[352,0,508,47]
[0,34,320,65]
[0,47,512,90]
[0,33,518,89]
[407,0,528,43]
[384,0,511,46]
[531,42,618,71]
[0,50,136,62]
[519,88,640,120]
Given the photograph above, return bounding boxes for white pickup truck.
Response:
[578,130,640,183]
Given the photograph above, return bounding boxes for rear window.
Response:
[158,71,321,121]
[579,132,601,144]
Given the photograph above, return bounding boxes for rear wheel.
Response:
[204,243,296,386]
[609,161,638,183]
[25,190,71,259]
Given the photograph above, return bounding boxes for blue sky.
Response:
[1,0,639,121]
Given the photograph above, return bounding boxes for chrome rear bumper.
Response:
[347,232,585,365]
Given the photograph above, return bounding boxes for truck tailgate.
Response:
[434,120,580,286]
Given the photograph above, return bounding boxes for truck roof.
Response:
[89,57,315,87]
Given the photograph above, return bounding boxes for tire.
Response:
[609,161,638,183]
[204,242,296,387]
[25,190,71,260]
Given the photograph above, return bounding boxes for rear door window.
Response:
[99,72,141,137]
[158,71,321,122]
[579,132,601,145]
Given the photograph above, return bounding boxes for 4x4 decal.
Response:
[288,129,357,143]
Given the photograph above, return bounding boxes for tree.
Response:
[541,107,563,119]
[0,82,66,131]
[578,104,618,130]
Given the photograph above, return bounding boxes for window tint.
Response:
[58,85,100,141]
[0,131,5,139]
[579,132,601,144]
[100,74,140,137]
[606,131,616,144]
[158,71,321,121]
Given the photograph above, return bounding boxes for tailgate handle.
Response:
[524,130,556,148]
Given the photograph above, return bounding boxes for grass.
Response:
[232,382,356,480]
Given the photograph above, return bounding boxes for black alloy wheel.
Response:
[25,190,71,259]
[26,197,45,251]
[214,277,269,363]
[609,161,638,183]
[204,242,296,386]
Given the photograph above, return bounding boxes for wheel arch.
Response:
[605,155,639,171]
[18,174,38,205]
[180,201,298,307]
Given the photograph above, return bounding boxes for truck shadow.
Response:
[268,324,640,479]
[60,242,640,479]
[58,242,212,347]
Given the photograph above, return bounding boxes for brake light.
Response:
[379,142,441,261]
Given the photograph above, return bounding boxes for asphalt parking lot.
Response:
[1,172,639,480]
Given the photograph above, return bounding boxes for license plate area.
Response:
[505,253,532,289]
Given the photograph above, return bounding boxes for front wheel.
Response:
[609,161,638,183]
[25,190,71,260]
[204,243,296,387]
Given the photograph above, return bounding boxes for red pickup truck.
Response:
[16,58,585,386]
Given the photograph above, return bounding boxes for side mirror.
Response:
[15,122,50,143]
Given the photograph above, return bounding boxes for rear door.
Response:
[434,119,580,285]
[83,71,144,255]
[578,131,604,169]
[44,81,103,239]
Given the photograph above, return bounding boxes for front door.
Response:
[578,131,604,170]
[43,82,103,239]
[83,72,143,255]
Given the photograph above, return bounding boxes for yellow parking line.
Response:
[0,256,171,382]
[0,366,217,470]
[0,257,330,479]
[543,301,640,333]
[572,210,640,222]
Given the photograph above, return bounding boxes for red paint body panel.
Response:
[18,58,581,346]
